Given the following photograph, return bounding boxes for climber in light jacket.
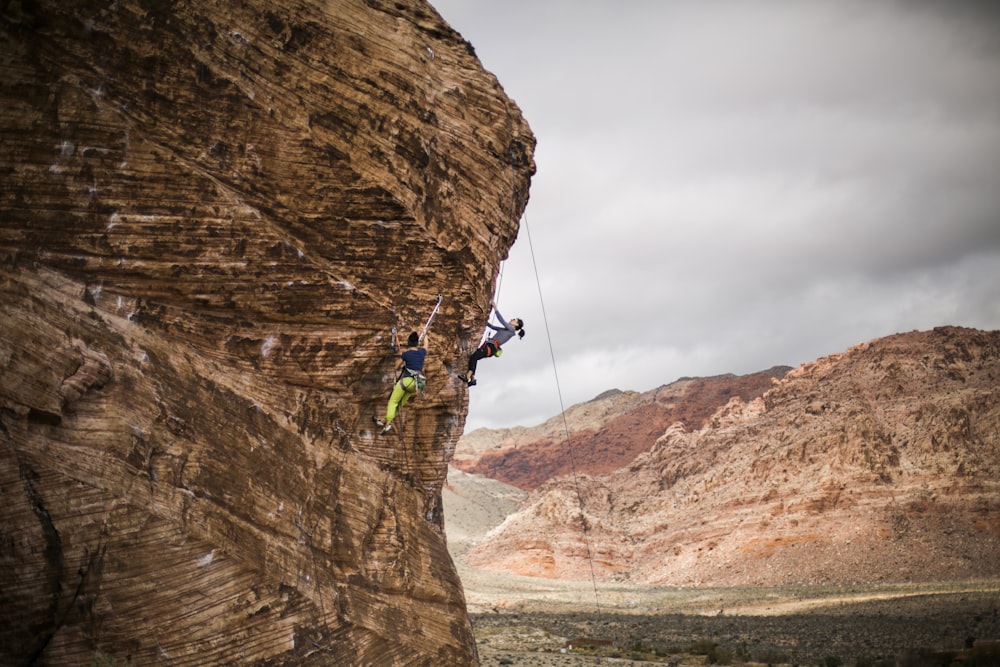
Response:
[464,302,524,387]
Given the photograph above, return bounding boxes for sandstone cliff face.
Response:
[466,328,1000,586]
[453,368,790,490]
[0,1,534,664]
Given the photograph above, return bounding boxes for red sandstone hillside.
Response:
[454,367,791,490]
[463,327,1000,587]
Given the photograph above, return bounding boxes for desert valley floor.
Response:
[446,469,1000,665]
[461,565,1000,666]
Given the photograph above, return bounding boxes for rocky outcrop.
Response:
[454,368,790,490]
[466,328,1000,586]
[0,0,534,664]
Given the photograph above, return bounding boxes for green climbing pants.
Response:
[384,376,417,423]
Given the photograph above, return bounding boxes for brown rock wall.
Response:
[1,0,534,664]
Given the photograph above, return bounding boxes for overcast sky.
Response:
[429,1,1000,433]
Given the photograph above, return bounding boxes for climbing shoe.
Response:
[380,423,393,434]
[467,378,477,387]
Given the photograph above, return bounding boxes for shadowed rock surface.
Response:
[0,0,534,664]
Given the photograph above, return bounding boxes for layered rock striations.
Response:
[0,0,534,664]
[466,328,1000,586]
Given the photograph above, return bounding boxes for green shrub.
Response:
[708,645,733,665]
[965,643,1000,667]
[755,649,792,665]
[689,639,717,655]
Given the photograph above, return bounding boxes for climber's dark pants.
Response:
[467,342,498,375]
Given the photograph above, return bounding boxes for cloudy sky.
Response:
[429,1,1000,433]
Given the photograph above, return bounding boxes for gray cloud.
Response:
[431,0,1000,432]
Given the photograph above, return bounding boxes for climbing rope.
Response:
[522,211,605,619]
[478,157,515,348]
[478,261,505,348]
[493,260,505,305]
[484,146,607,627]
[420,295,443,341]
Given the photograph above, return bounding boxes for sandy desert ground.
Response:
[444,468,1000,666]
[466,579,1000,666]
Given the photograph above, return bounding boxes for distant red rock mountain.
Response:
[454,367,791,490]
[463,327,1000,587]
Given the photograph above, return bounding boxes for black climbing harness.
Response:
[399,368,427,393]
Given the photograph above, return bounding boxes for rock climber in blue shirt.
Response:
[374,331,427,434]
[464,301,524,387]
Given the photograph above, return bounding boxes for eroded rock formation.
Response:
[0,0,534,664]
[454,368,790,490]
[466,328,1000,586]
